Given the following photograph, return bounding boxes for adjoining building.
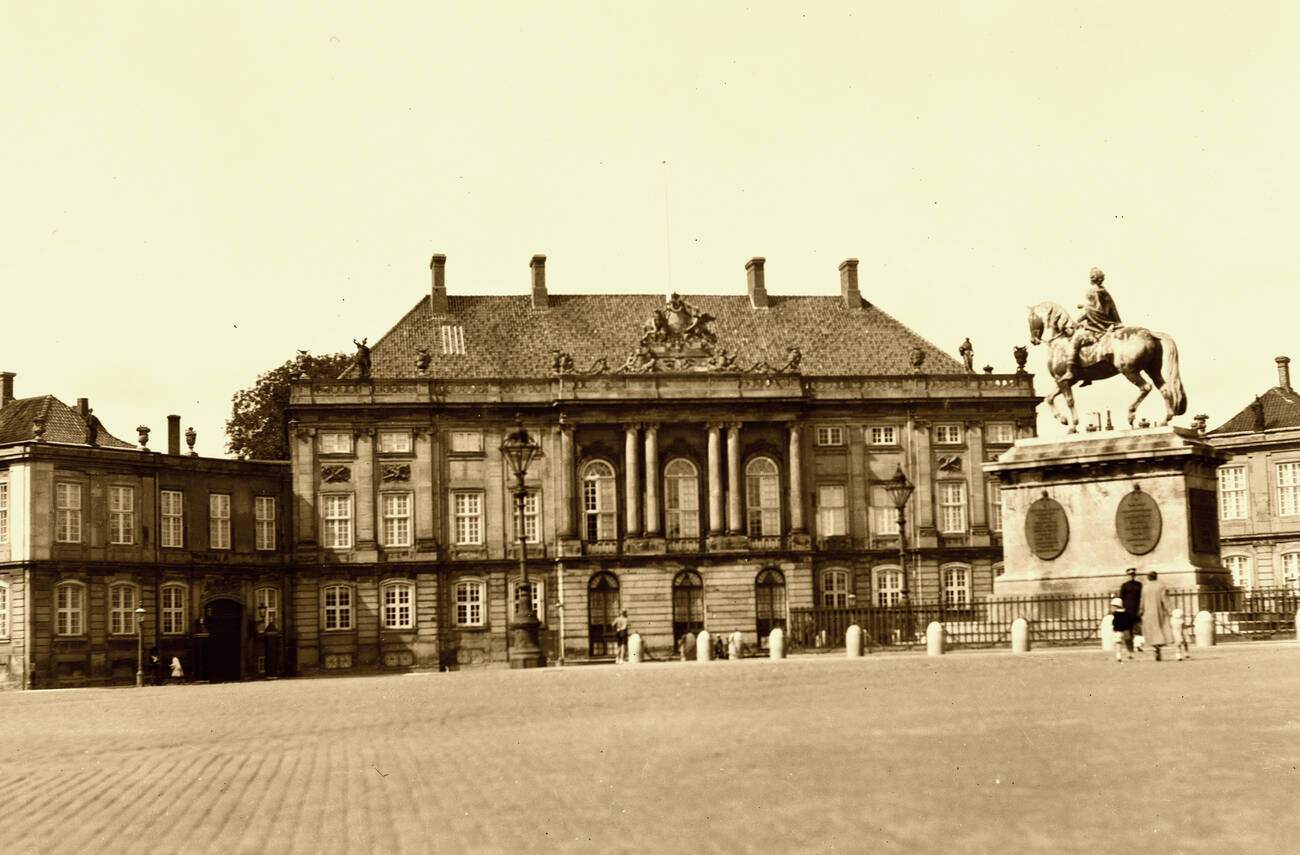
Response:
[284,254,1039,671]
[0,372,291,689]
[1204,356,1300,590]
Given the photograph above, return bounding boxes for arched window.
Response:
[1282,553,1300,592]
[510,578,545,625]
[108,583,139,635]
[821,569,850,607]
[0,579,9,640]
[746,457,781,538]
[874,566,903,607]
[588,572,620,657]
[322,584,354,631]
[54,581,85,636]
[255,585,280,631]
[672,570,704,642]
[454,578,485,627]
[582,461,618,542]
[381,580,415,630]
[1223,554,1252,589]
[161,583,188,635]
[941,564,971,606]
[755,568,787,644]
[664,459,700,539]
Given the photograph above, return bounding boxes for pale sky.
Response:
[4,3,1297,455]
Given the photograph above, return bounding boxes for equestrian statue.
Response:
[1027,267,1186,433]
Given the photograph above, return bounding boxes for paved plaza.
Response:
[3,643,1298,855]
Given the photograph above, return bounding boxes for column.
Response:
[644,424,660,536]
[624,424,641,536]
[788,424,804,532]
[726,422,743,534]
[557,424,575,539]
[707,423,724,534]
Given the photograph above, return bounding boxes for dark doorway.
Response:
[755,568,787,648]
[205,599,244,683]
[588,572,620,657]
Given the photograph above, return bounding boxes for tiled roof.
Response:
[1208,386,1300,435]
[355,294,966,379]
[0,396,135,448]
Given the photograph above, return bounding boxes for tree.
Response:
[226,351,354,460]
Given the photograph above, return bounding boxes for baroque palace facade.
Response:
[283,255,1039,672]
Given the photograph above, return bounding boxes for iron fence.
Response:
[788,587,1300,652]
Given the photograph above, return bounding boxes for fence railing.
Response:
[788,587,1300,651]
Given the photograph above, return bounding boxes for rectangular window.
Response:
[55,584,84,636]
[161,585,187,634]
[1223,555,1251,589]
[815,426,844,447]
[0,583,8,639]
[382,493,412,548]
[817,485,847,537]
[449,431,483,454]
[512,491,540,544]
[440,324,466,355]
[323,494,353,549]
[934,424,963,445]
[56,482,82,543]
[987,423,1016,445]
[209,493,231,550]
[109,585,137,635]
[1217,466,1248,521]
[943,567,971,606]
[256,586,279,630]
[255,496,276,550]
[320,432,353,455]
[511,580,543,623]
[109,486,135,545]
[378,431,412,454]
[1278,463,1300,517]
[455,580,485,626]
[0,480,7,545]
[453,491,483,545]
[323,585,353,631]
[989,483,1003,532]
[875,569,903,607]
[938,482,968,533]
[161,490,184,548]
[383,583,414,629]
[869,426,898,446]
[870,486,900,535]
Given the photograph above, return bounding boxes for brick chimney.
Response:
[167,414,181,455]
[530,255,549,309]
[76,398,89,418]
[430,254,448,315]
[0,371,13,407]
[1277,355,1292,390]
[839,259,862,308]
[745,257,769,308]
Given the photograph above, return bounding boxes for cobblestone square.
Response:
[3,644,1298,855]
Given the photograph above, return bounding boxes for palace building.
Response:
[282,255,1039,671]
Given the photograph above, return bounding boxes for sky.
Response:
[3,3,1298,455]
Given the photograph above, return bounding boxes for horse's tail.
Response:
[1157,333,1187,417]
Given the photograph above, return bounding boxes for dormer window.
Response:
[440,325,466,355]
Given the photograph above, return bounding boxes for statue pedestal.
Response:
[986,426,1232,595]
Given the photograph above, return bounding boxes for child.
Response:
[1110,597,1135,662]
[1169,607,1190,661]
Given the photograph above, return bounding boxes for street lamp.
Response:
[500,420,545,669]
[134,606,147,688]
[883,465,916,642]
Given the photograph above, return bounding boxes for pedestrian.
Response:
[1138,571,1173,661]
[714,633,726,660]
[170,655,184,683]
[1169,608,1190,661]
[1109,597,1135,662]
[148,647,163,686]
[679,630,696,661]
[612,610,629,664]
[1119,568,1143,656]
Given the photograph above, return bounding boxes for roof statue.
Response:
[1026,267,1187,433]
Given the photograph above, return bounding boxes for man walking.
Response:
[1119,568,1143,655]
[1139,571,1173,661]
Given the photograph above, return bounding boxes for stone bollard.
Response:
[728,630,743,660]
[696,630,713,662]
[769,628,786,660]
[926,621,945,656]
[1194,610,1215,648]
[628,633,643,664]
[1100,614,1116,652]
[1011,617,1030,653]
[846,624,863,658]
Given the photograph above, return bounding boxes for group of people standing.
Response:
[1110,568,1187,662]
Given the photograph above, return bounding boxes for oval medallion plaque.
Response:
[1116,487,1162,555]
[1025,496,1069,560]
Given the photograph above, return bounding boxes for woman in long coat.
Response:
[1138,571,1173,658]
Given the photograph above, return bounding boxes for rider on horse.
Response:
[1062,267,1123,386]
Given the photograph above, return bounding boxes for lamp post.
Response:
[134,606,147,688]
[883,465,915,644]
[500,420,545,669]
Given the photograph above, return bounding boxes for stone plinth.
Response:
[986,426,1231,595]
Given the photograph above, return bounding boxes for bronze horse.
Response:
[1027,301,1186,432]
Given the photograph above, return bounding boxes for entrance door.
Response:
[755,568,787,648]
[588,572,620,657]
[205,599,244,683]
